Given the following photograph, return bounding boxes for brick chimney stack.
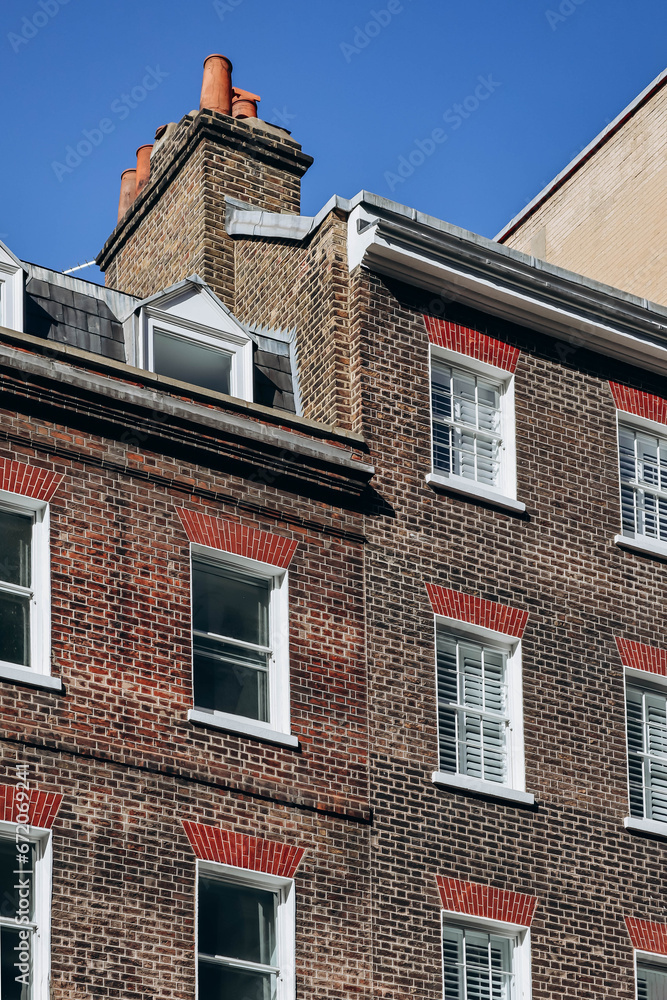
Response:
[97,55,313,309]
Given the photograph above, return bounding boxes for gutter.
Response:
[346,202,667,376]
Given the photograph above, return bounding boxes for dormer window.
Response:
[0,240,25,332]
[137,278,254,403]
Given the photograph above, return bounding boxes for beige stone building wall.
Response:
[499,74,667,306]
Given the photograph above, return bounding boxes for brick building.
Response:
[1,53,666,999]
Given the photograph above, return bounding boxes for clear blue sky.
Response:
[1,0,665,284]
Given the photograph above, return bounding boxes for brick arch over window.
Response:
[625,917,667,955]
[424,317,521,373]
[177,508,298,568]
[436,876,538,927]
[615,637,667,678]
[425,584,529,638]
[0,457,63,501]
[182,821,306,878]
[0,784,63,829]
[609,382,667,424]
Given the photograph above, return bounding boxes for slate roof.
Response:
[20,265,299,414]
[253,332,297,413]
[24,265,134,362]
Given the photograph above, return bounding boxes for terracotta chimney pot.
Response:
[135,144,153,197]
[200,54,233,115]
[117,168,137,223]
[232,87,261,119]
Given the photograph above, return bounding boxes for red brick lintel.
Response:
[609,383,667,426]
[177,508,298,568]
[0,457,64,502]
[426,584,529,638]
[182,821,306,878]
[625,916,667,955]
[437,876,538,927]
[615,637,667,678]
[424,317,520,374]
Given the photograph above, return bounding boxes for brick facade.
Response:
[2,58,666,1000]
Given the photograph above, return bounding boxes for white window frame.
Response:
[432,615,533,806]
[614,410,667,562]
[0,820,52,1000]
[196,860,295,1000]
[0,258,24,332]
[186,544,297,748]
[426,346,525,515]
[623,665,667,839]
[634,950,667,1000]
[0,490,58,691]
[441,910,532,1000]
[143,308,254,402]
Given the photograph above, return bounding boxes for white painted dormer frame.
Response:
[136,278,254,403]
[144,307,253,401]
[0,241,25,332]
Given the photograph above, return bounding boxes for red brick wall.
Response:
[0,394,370,998]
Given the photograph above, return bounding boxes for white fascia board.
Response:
[360,231,667,376]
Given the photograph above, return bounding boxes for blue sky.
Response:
[1,0,665,284]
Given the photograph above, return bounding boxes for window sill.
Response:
[624,816,667,840]
[0,662,62,693]
[426,473,526,515]
[614,534,667,562]
[432,771,535,806]
[187,709,300,749]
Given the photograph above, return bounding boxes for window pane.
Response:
[431,363,503,488]
[194,637,269,721]
[443,927,514,1000]
[153,330,232,395]
[0,510,32,588]
[198,960,276,1000]
[1,926,31,1000]
[0,593,30,667]
[198,879,276,966]
[626,687,645,819]
[437,631,510,783]
[0,840,34,923]
[193,562,270,647]
[442,928,463,999]
[638,964,667,1000]
[619,425,667,542]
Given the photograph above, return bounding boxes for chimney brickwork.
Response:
[98,109,312,308]
[234,210,353,429]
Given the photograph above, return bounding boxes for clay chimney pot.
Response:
[200,54,233,116]
[232,87,261,119]
[117,168,137,223]
[135,144,153,197]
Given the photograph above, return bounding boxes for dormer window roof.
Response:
[135,276,254,402]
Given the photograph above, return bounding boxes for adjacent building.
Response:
[497,68,667,306]
[0,53,666,999]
